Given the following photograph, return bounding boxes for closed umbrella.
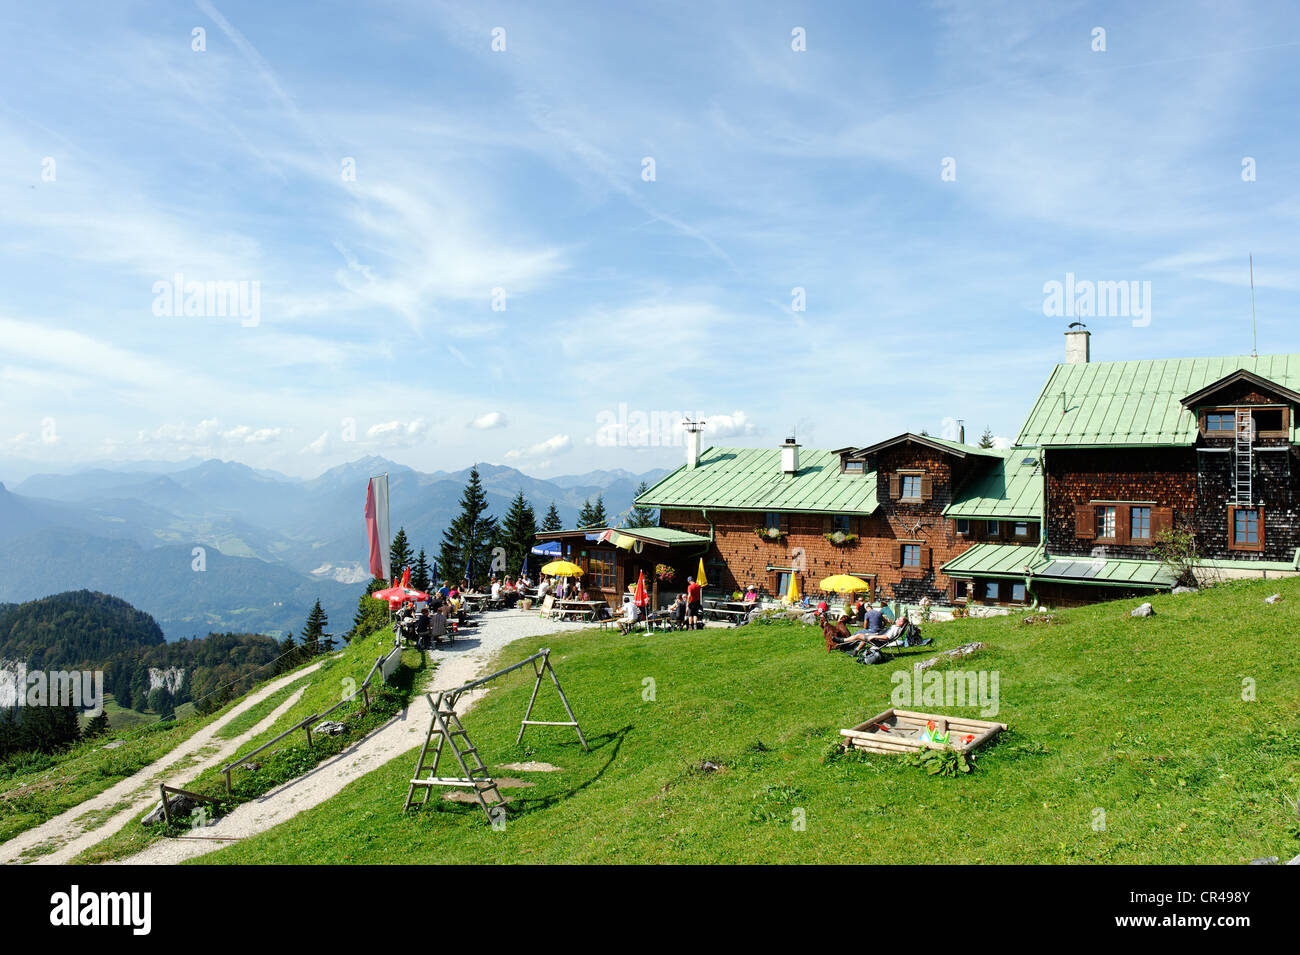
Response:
[785,573,800,604]
[696,557,708,588]
[633,570,649,630]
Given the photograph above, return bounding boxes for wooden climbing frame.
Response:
[404,648,588,822]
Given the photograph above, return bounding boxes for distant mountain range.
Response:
[0,458,666,640]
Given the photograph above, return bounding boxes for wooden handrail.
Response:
[220,643,403,792]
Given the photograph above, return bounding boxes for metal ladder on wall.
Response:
[1234,409,1254,505]
[405,690,504,820]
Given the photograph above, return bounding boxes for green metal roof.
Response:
[611,527,712,547]
[942,542,1043,578]
[1032,556,1175,589]
[1016,353,1300,447]
[942,543,1175,589]
[536,526,711,547]
[852,433,1002,459]
[635,447,878,515]
[945,449,1045,520]
[1197,554,1300,573]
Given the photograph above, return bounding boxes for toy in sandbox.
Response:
[840,708,1006,756]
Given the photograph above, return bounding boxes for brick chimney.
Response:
[1065,324,1091,364]
[780,437,800,475]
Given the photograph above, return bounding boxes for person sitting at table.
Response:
[863,601,886,636]
[670,593,687,629]
[428,603,449,644]
[619,599,642,634]
[438,580,451,600]
[490,578,502,601]
[414,607,432,649]
[852,598,868,626]
[743,584,758,603]
[536,576,551,601]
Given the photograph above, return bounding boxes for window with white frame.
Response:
[1096,506,1117,540]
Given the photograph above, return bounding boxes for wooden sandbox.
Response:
[840,708,1007,755]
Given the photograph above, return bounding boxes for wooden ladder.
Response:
[404,690,504,822]
[1234,409,1254,505]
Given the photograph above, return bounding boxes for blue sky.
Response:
[2,0,1299,481]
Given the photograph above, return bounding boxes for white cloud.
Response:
[366,418,431,447]
[222,425,282,444]
[703,411,756,439]
[505,433,572,460]
[134,418,281,450]
[469,411,506,430]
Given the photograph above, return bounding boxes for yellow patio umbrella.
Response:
[785,573,800,603]
[820,574,871,595]
[696,557,708,588]
[540,559,583,577]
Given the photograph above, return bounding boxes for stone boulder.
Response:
[142,792,195,826]
[914,642,985,672]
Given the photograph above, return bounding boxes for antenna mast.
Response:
[1249,254,1258,359]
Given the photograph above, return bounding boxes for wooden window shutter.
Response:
[889,474,900,499]
[1152,507,1173,537]
[920,474,933,501]
[1075,504,1095,539]
[891,544,902,568]
[1116,508,1131,546]
[923,547,932,569]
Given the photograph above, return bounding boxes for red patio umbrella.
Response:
[371,566,429,604]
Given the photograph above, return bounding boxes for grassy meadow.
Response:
[193,577,1300,865]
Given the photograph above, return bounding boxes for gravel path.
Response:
[0,661,325,865]
[116,609,583,865]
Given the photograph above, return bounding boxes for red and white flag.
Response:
[364,474,391,581]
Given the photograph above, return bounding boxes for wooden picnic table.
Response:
[702,598,755,624]
[553,599,604,622]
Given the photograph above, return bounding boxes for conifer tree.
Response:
[439,468,497,584]
[389,527,414,578]
[541,503,563,532]
[497,491,537,576]
[412,549,432,592]
[625,482,657,528]
[300,599,328,658]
